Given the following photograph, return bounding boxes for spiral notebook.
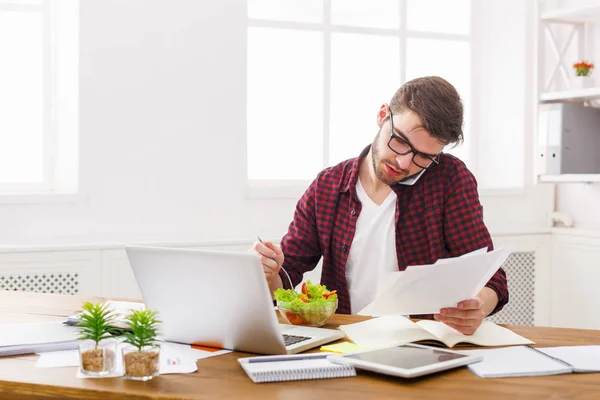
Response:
[464,345,600,378]
[238,353,356,383]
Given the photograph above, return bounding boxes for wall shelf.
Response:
[540,87,600,102]
[539,174,600,183]
[541,5,600,23]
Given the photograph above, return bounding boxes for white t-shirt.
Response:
[345,179,399,314]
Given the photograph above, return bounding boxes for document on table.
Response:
[463,345,600,378]
[358,247,511,316]
[0,321,79,356]
[65,300,145,329]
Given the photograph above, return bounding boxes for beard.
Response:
[371,128,410,185]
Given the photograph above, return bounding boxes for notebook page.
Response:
[463,346,572,378]
[338,316,439,348]
[416,320,534,347]
[537,346,600,372]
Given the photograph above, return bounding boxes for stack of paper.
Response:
[65,300,145,329]
[359,247,511,316]
[0,321,79,356]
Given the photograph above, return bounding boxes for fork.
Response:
[257,236,294,289]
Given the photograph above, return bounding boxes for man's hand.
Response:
[250,240,285,291]
[433,287,498,335]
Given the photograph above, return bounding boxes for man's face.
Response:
[371,107,445,185]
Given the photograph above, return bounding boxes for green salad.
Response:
[274,281,338,325]
[274,280,337,306]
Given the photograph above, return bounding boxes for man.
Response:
[253,76,508,335]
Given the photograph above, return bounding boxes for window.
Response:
[0,0,78,194]
[247,0,472,186]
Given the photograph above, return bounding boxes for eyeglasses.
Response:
[387,109,440,170]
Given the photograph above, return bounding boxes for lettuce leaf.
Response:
[273,280,337,307]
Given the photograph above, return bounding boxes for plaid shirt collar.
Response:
[340,145,429,195]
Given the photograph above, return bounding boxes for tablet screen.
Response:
[344,345,467,370]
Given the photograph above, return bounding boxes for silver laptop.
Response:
[125,245,344,354]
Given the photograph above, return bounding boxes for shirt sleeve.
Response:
[443,167,509,316]
[279,178,324,289]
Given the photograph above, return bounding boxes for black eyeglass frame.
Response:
[387,109,441,170]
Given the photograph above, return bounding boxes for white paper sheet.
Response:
[0,321,79,356]
[36,350,80,368]
[0,321,79,347]
[358,247,511,316]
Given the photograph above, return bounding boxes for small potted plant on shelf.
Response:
[76,302,118,376]
[122,309,162,381]
[572,60,595,89]
[573,60,594,76]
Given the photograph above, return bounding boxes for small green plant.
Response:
[76,302,117,348]
[123,309,161,351]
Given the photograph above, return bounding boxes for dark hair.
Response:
[390,76,464,146]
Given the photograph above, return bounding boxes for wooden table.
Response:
[1,291,600,400]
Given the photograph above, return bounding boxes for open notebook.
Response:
[338,316,533,348]
[464,345,600,378]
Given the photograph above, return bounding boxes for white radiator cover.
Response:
[487,251,536,326]
[0,238,551,327]
[0,272,79,295]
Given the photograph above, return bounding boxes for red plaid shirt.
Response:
[280,146,508,317]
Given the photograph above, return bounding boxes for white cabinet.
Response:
[550,231,600,329]
[536,1,600,183]
[538,2,600,101]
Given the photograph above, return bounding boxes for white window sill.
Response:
[246,180,529,199]
[246,180,311,199]
[0,192,87,204]
[479,187,528,197]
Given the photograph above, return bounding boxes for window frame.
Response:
[246,0,477,198]
[0,0,56,193]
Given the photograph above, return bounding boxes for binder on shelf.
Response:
[237,352,356,383]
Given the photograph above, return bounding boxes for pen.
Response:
[246,353,331,363]
[256,236,294,288]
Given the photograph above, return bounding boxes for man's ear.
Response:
[376,104,389,128]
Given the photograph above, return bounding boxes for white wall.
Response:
[0,0,298,246]
[557,184,600,228]
[0,0,554,249]
[472,0,554,235]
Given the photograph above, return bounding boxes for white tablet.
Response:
[327,343,483,379]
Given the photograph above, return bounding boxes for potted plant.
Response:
[573,60,594,76]
[572,60,595,89]
[122,309,162,381]
[76,302,118,376]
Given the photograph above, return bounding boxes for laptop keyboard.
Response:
[283,333,311,347]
